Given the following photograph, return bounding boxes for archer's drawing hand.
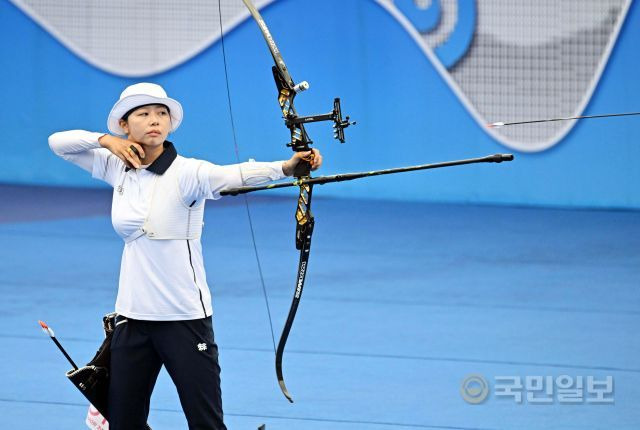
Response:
[98,134,146,169]
[283,149,323,176]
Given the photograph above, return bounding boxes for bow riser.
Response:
[272,66,313,153]
[295,184,313,249]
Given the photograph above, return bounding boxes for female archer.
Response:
[48,82,322,429]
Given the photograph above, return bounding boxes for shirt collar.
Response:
[126,141,177,175]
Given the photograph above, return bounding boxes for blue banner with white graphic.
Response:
[1,0,638,208]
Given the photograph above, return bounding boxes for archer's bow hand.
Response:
[283,149,323,176]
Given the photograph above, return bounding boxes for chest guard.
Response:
[123,161,204,243]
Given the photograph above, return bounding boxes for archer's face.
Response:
[120,104,171,148]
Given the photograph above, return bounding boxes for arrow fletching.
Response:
[38,320,55,337]
[38,320,78,370]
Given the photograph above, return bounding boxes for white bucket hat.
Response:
[107,83,183,135]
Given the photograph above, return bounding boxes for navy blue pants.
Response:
[108,316,226,430]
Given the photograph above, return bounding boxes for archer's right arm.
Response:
[50,131,146,171]
[48,130,107,173]
[48,130,132,186]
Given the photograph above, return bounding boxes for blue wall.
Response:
[1,0,638,208]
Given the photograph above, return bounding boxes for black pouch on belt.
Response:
[65,313,152,430]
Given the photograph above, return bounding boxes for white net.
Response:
[449,0,627,148]
[388,0,630,151]
[11,0,272,76]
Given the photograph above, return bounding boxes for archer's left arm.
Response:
[179,149,324,203]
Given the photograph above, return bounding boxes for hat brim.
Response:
[107,94,183,135]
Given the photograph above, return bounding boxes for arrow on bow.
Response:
[219,0,513,403]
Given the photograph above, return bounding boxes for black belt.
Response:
[114,314,129,326]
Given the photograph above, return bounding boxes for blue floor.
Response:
[0,184,638,429]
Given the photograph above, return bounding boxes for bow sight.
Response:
[283,96,356,144]
[270,66,356,151]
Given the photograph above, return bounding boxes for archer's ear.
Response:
[119,119,129,134]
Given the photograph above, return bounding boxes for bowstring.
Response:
[217,0,277,354]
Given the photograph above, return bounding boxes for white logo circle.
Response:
[460,374,490,404]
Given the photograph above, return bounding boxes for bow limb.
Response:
[276,182,315,402]
[241,0,294,86]
[242,0,313,155]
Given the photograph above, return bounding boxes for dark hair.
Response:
[121,104,170,122]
